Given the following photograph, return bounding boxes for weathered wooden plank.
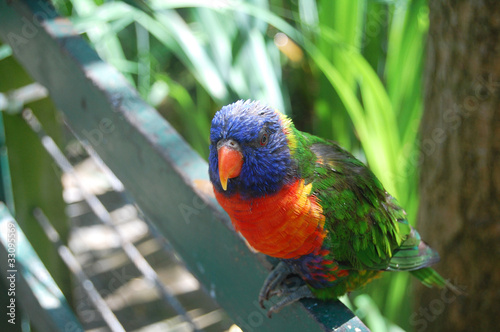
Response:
[0,203,84,332]
[0,1,369,331]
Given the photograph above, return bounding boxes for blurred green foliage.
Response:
[51,0,428,330]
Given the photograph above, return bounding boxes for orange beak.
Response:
[218,145,243,191]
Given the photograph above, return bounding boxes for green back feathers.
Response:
[290,129,441,275]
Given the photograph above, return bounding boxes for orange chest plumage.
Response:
[214,179,327,259]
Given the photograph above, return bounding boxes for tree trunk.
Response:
[415,1,500,331]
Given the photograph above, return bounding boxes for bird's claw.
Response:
[266,285,314,318]
[267,308,276,318]
[258,262,314,316]
[259,297,266,309]
[258,261,291,308]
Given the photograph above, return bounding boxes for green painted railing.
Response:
[0,203,84,332]
[0,1,369,331]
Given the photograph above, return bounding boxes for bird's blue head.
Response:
[209,100,295,198]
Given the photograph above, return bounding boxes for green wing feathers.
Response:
[298,137,453,290]
[305,139,407,270]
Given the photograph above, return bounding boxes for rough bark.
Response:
[415,1,500,331]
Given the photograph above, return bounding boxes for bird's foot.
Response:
[266,285,314,318]
[258,261,292,308]
[258,261,314,317]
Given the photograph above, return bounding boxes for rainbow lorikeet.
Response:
[208,100,456,316]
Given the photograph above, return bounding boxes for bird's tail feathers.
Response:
[410,267,463,296]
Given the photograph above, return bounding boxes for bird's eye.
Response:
[259,132,269,146]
